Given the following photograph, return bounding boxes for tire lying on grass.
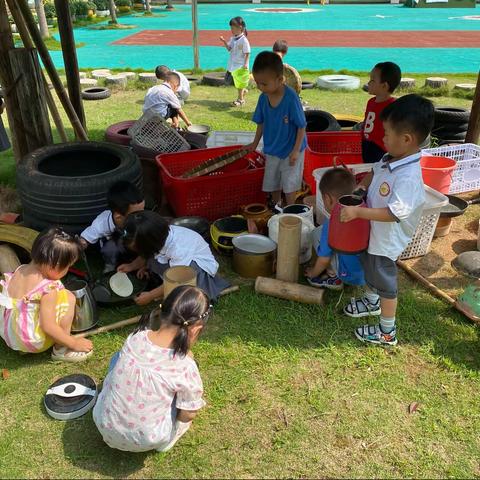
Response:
[16,142,142,233]
[432,106,470,143]
[434,107,470,124]
[105,120,135,146]
[301,81,314,90]
[81,86,111,101]
[201,72,226,87]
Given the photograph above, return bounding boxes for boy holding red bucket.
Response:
[340,94,434,346]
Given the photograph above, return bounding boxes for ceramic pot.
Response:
[240,203,272,234]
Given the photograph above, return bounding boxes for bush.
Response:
[43,1,56,18]
[93,0,109,9]
[115,0,132,6]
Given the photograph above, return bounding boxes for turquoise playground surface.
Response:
[49,4,480,72]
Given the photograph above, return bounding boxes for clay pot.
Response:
[240,203,273,234]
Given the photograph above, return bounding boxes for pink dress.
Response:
[93,330,206,452]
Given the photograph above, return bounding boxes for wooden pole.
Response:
[465,70,480,145]
[0,0,29,161]
[9,48,53,152]
[54,0,86,133]
[255,276,324,305]
[276,215,301,283]
[191,0,200,70]
[15,0,88,141]
[6,0,68,143]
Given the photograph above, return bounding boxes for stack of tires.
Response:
[432,107,470,144]
[305,110,341,133]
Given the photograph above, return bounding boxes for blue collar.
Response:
[381,152,421,172]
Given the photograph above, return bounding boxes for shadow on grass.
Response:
[61,413,151,477]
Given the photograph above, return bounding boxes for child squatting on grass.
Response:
[93,285,210,453]
[305,169,378,304]
[80,180,145,274]
[117,210,230,305]
[246,51,307,209]
[340,94,434,346]
[0,228,93,362]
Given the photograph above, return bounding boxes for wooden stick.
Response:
[14,0,88,141]
[74,285,240,338]
[6,0,68,143]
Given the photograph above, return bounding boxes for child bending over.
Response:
[80,181,144,273]
[155,65,190,103]
[305,169,378,309]
[93,285,209,452]
[118,211,230,304]
[143,71,192,128]
[247,51,307,208]
[340,94,434,346]
[361,61,401,164]
[0,228,93,362]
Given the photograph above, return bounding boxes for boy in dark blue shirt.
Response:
[246,51,307,207]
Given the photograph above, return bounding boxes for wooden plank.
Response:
[9,48,53,152]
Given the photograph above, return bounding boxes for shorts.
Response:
[360,252,397,299]
[262,150,305,194]
[224,71,234,86]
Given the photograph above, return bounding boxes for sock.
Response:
[380,316,396,334]
[363,290,380,305]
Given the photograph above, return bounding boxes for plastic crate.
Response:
[421,143,480,194]
[313,164,448,260]
[207,131,263,150]
[305,131,363,194]
[157,145,266,220]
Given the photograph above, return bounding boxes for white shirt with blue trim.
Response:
[367,152,426,261]
[81,210,116,244]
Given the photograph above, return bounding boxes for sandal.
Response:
[343,296,381,318]
[51,346,93,363]
[231,99,246,107]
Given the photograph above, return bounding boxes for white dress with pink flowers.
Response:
[93,330,206,452]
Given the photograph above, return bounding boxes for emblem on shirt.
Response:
[379,182,390,197]
[283,115,289,124]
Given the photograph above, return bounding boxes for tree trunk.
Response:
[166,0,173,10]
[34,0,49,39]
[109,0,118,24]
[145,0,151,12]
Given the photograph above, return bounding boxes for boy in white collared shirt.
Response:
[340,94,434,346]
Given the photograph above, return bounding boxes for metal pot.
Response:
[187,124,210,136]
[66,279,98,333]
[232,234,276,278]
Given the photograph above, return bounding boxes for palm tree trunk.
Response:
[109,0,118,24]
[34,0,50,39]
[145,0,152,13]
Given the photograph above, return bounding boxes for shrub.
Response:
[43,1,56,18]
[115,0,132,6]
[93,0,109,9]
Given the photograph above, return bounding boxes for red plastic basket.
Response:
[304,131,363,193]
[157,145,267,220]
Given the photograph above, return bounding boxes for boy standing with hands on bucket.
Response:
[246,51,307,209]
[340,94,433,346]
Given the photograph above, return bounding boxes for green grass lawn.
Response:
[0,73,479,479]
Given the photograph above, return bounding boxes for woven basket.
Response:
[128,111,190,153]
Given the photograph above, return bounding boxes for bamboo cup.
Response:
[276,215,301,282]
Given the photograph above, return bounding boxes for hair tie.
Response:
[183,321,189,327]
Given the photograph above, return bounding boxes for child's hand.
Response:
[289,150,299,166]
[72,337,93,352]
[136,266,150,280]
[117,263,134,273]
[134,291,154,306]
[340,206,360,223]
[219,35,226,43]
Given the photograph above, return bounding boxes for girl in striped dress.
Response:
[0,228,93,362]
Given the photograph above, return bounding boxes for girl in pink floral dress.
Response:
[93,285,210,452]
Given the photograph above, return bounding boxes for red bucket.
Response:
[420,155,456,194]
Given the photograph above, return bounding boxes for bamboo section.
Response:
[255,276,324,305]
[276,215,301,282]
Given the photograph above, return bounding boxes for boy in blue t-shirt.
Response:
[304,169,379,312]
[246,51,307,207]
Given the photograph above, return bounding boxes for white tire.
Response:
[316,75,361,91]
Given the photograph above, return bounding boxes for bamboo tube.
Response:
[276,215,301,282]
[255,276,324,305]
[163,266,197,298]
[14,0,88,141]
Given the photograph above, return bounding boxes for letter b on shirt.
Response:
[364,111,375,135]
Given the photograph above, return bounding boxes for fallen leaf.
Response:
[2,369,10,380]
[408,402,420,414]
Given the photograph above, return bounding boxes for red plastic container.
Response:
[420,155,456,194]
[157,145,267,220]
[328,195,370,254]
[305,131,363,194]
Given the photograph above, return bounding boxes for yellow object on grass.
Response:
[232,68,250,89]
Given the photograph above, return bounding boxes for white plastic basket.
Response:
[207,130,263,150]
[421,143,480,194]
[312,164,448,259]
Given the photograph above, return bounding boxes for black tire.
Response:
[434,107,470,124]
[432,126,468,138]
[301,81,314,90]
[433,131,466,142]
[16,142,142,233]
[202,72,226,87]
[432,122,469,134]
[305,110,341,133]
[81,87,111,101]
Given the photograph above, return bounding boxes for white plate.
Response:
[109,272,134,298]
